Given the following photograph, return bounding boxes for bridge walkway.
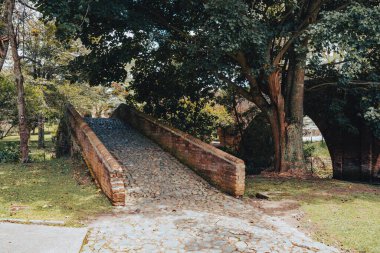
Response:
[80,117,337,253]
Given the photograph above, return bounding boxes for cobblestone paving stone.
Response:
[83,118,339,253]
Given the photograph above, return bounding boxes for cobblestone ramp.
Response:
[83,118,338,253]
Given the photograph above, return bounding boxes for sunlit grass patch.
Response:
[0,159,111,226]
[0,133,111,226]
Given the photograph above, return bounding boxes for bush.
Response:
[0,142,20,163]
[303,142,316,159]
[239,113,274,174]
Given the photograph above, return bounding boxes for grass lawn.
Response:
[0,133,111,226]
[246,176,380,253]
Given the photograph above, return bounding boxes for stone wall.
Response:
[65,104,125,206]
[113,104,245,197]
[305,85,380,183]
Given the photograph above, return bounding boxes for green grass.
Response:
[246,176,380,253]
[304,141,331,158]
[0,133,111,226]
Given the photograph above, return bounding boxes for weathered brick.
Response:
[66,104,126,206]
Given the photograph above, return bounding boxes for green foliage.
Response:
[170,101,216,142]
[360,88,380,139]
[34,0,380,144]
[309,4,380,79]
[143,96,218,142]
[0,75,17,127]
[32,0,307,87]
[306,3,380,138]
[0,142,20,163]
[57,82,102,115]
[303,143,316,159]
[19,14,88,81]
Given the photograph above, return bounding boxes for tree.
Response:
[6,0,29,162]
[0,0,12,71]
[306,3,380,139]
[13,3,90,148]
[34,0,380,172]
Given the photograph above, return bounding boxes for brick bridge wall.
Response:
[112,104,246,197]
[308,116,380,182]
[305,86,380,183]
[60,104,126,205]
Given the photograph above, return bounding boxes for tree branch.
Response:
[217,72,270,111]
[139,6,192,41]
[17,0,37,11]
[20,55,41,65]
[0,124,14,139]
[320,59,350,66]
[217,74,252,100]
[305,80,380,91]
[273,0,323,66]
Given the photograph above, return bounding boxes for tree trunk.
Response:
[7,0,30,163]
[0,0,11,71]
[270,1,321,173]
[266,105,283,172]
[37,114,45,149]
[265,69,306,173]
[0,124,14,139]
[283,49,307,171]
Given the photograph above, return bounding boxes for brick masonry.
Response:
[305,87,380,183]
[65,104,125,206]
[112,104,246,197]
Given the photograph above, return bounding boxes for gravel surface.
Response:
[82,118,338,253]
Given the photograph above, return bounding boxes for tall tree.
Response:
[6,0,29,162]
[34,0,380,172]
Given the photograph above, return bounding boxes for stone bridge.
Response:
[305,85,380,183]
[56,103,338,252]
[57,104,245,205]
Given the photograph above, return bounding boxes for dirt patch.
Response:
[73,160,93,186]
[260,169,316,180]
[247,198,302,224]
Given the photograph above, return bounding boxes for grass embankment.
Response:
[246,176,380,253]
[0,133,111,226]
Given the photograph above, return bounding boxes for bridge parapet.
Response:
[112,104,246,197]
[58,104,126,206]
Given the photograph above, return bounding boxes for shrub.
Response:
[0,142,20,163]
[303,142,316,159]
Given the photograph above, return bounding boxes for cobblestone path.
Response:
[82,118,338,253]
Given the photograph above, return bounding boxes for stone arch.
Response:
[304,85,380,182]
